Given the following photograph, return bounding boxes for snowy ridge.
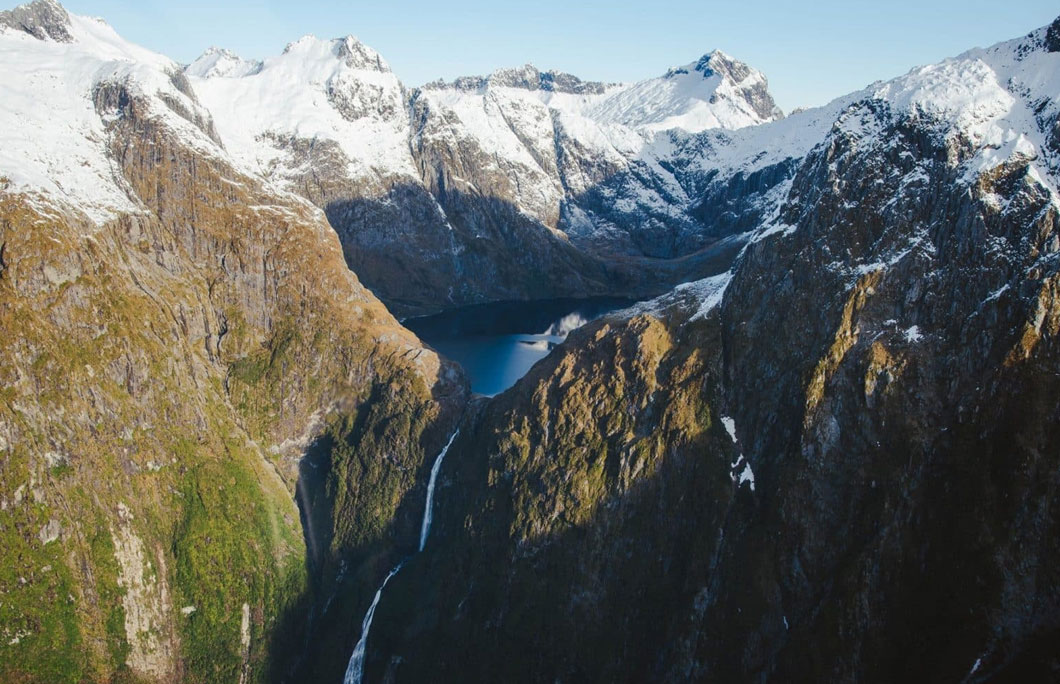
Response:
[424,63,618,97]
[608,20,1060,320]
[185,47,261,79]
[589,50,782,133]
[838,25,1060,197]
[187,34,788,232]
[617,270,734,321]
[0,2,223,224]
[188,34,416,186]
[409,50,782,233]
[671,90,861,181]
[736,23,1060,256]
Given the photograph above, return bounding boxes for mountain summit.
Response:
[185,47,262,78]
[0,0,71,42]
[588,49,782,132]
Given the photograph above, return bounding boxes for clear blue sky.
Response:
[61,0,1058,112]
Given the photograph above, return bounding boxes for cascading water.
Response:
[419,429,458,551]
[342,565,402,684]
[341,429,460,684]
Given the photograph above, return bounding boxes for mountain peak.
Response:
[334,34,389,72]
[186,46,262,79]
[696,50,751,79]
[663,49,754,85]
[0,0,72,42]
[280,34,390,73]
[588,49,781,132]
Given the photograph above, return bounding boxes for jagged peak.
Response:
[186,46,262,79]
[280,33,390,73]
[586,48,781,131]
[0,0,72,42]
[334,34,389,72]
[663,49,757,84]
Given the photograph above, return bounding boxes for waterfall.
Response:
[342,564,402,684]
[419,429,459,551]
[342,429,460,684]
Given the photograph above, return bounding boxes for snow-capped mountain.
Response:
[182,37,788,314]
[0,0,793,316]
[588,50,782,132]
[0,0,223,223]
[3,1,1060,682]
[2,0,1058,313]
[3,0,1057,320]
[189,35,415,185]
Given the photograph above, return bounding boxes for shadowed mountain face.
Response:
[363,21,1060,683]
[2,2,1060,683]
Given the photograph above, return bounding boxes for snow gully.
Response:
[342,429,460,684]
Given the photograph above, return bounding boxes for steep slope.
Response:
[0,3,465,682]
[371,18,1060,683]
[188,44,788,315]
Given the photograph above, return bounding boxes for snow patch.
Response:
[984,283,1010,302]
[728,452,755,492]
[721,416,738,443]
[738,460,756,491]
[671,271,733,320]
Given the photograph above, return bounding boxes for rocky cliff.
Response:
[0,4,465,682]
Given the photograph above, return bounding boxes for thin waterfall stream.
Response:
[342,429,460,684]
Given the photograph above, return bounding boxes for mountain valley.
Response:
[1,1,1059,682]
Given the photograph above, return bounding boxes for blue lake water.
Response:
[405,297,633,396]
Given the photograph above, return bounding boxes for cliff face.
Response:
[371,23,1060,683]
[0,6,465,682]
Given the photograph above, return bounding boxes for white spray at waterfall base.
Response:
[342,429,461,684]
